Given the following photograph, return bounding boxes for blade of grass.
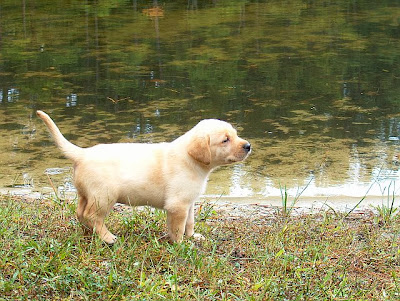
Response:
[344,166,383,218]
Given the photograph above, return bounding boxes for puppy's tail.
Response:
[36,110,84,161]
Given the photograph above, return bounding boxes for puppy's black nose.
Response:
[243,143,251,153]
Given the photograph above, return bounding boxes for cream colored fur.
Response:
[36,110,251,244]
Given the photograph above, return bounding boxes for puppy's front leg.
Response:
[186,202,205,241]
[166,206,189,243]
[185,203,195,237]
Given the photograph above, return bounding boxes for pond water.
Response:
[1,0,400,209]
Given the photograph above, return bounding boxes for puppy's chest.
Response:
[166,171,209,200]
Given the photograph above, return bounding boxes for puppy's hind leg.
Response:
[76,194,93,236]
[82,196,117,245]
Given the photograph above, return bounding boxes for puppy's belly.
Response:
[75,146,168,208]
[117,183,166,209]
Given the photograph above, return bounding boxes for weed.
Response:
[279,178,312,216]
[374,181,399,225]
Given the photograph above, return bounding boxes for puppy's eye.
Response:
[222,137,230,143]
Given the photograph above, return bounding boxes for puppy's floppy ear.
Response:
[188,135,211,165]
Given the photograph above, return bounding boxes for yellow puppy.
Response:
[37,110,251,244]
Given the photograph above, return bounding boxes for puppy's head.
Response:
[188,119,251,167]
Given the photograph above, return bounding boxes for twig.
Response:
[46,173,60,204]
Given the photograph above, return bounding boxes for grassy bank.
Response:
[0,195,399,300]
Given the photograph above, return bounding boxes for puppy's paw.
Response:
[103,233,118,245]
[192,233,206,241]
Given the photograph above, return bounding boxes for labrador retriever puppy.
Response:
[36,110,251,244]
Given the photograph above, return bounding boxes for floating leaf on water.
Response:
[142,7,164,18]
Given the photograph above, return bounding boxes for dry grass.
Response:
[0,195,399,300]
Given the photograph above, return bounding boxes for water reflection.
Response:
[229,164,253,197]
[66,94,77,107]
[1,0,400,207]
[13,173,34,188]
[0,88,20,103]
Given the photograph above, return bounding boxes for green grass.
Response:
[1,195,400,300]
[279,179,312,216]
